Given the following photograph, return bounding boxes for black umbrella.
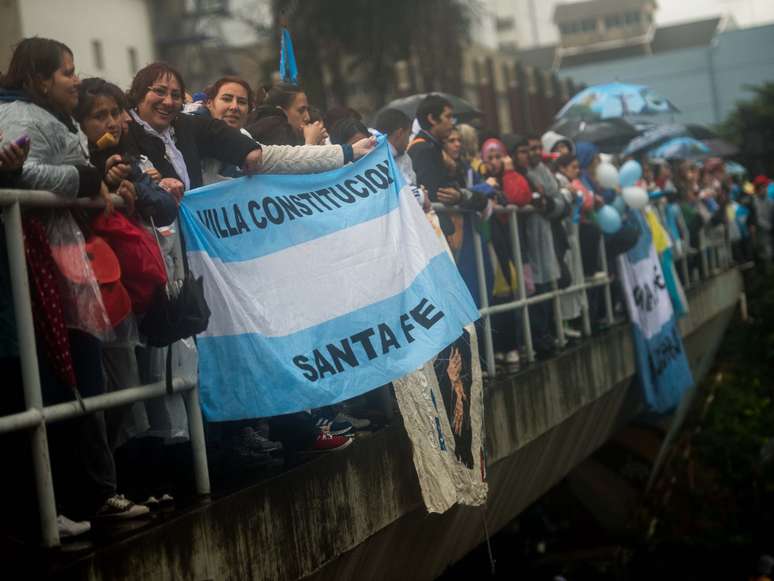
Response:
[621,124,687,157]
[685,123,717,140]
[622,122,733,158]
[550,118,639,154]
[373,92,482,124]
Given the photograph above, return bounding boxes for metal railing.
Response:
[432,202,734,378]
[0,189,210,548]
[0,188,734,549]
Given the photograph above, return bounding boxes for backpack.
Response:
[91,212,167,314]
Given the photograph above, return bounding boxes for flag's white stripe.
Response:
[188,195,445,338]
[620,248,674,340]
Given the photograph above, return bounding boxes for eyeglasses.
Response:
[147,85,183,101]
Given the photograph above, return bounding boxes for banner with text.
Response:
[179,139,480,420]
[619,211,694,414]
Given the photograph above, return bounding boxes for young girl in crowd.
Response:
[73,77,187,505]
[0,37,149,537]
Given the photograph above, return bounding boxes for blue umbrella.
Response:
[556,82,679,121]
[648,137,710,160]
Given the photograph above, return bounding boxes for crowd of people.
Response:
[0,36,771,543]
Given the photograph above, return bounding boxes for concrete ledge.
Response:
[47,269,742,581]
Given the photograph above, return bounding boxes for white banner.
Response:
[393,324,487,512]
[392,211,487,513]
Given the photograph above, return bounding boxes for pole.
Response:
[4,202,59,547]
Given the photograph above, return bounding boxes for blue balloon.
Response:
[619,160,642,188]
[596,205,622,234]
[612,195,627,215]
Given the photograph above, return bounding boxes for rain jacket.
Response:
[525,162,567,284]
[0,89,101,197]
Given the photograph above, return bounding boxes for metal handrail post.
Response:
[472,215,496,376]
[679,250,690,290]
[551,277,565,348]
[699,229,709,280]
[598,234,614,325]
[184,385,211,495]
[171,223,211,495]
[4,202,59,548]
[508,210,534,363]
[570,223,592,337]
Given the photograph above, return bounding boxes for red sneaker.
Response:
[311,432,353,452]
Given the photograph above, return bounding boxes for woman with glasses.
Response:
[125,63,264,193]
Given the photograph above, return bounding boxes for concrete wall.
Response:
[559,23,774,125]
[41,268,742,581]
[12,0,156,89]
[0,0,22,74]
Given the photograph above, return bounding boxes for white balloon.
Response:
[596,162,620,190]
[622,186,649,209]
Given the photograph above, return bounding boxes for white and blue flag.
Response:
[179,139,479,420]
[619,211,694,413]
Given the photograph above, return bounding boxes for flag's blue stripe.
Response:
[631,318,693,414]
[196,252,480,420]
[180,140,400,263]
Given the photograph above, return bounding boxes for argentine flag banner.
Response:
[179,139,480,420]
[618,211,694,414]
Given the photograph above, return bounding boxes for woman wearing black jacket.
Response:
[123,63,262,194]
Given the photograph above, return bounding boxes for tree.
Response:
[718,82,774,176]
[265,0,477,110]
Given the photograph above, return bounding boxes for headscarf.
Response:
[480,138,506,162]
[129,109,191,191]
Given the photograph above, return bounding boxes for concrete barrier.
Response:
[45,268,742,581]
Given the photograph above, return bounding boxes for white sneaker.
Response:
[504,350,520,370]
[564,326,582,339]
[57,514,91,538]
[334,412,371,430]
[95,494,150,519]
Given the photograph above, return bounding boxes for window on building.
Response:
[185,0,228,15]
[580,19,596,32]
[625,11,642,25]
[605,14,623,29]
[128,47,139,75]
[560,21,581,35]
[91,40,104,71]
[496,17,515,32]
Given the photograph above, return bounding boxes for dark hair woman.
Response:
[0,38,151,535]
[263,82,325,145]
[0,37,105,199]
[205,76,255,130]
[74,77,177,226]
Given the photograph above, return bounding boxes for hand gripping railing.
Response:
[0,189,210,548]
[431,202,734,378]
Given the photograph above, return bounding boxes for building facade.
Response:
[553,0,658,68]
[490,0,564,50]
[556,21,774,125]
[0,0,156,90]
